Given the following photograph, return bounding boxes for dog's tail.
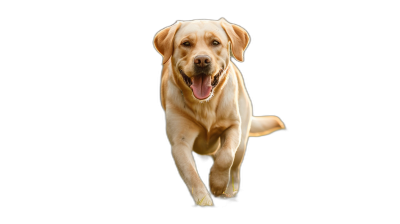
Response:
[249,116,285,137]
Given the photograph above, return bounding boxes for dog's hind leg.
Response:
[209,124,241,197]
[222,130,249,197]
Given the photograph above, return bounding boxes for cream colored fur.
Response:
[154,18,284,206]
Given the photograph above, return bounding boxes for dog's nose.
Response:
[194,55,211,68]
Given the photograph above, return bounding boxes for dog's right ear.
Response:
[154,22,181,64]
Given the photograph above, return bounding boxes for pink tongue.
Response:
[190,74,212,100]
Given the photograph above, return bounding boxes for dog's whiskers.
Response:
[211,68,224,87]
[180,70,193,87]
[211,69,225,96]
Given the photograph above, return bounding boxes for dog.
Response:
[153,18,285,206]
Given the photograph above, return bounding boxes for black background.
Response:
[55,6,354,212]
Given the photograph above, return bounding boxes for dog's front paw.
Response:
[195,194,213,206]
[191,187,213,206]
[209,166,230,196]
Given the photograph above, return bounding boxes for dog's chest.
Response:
[192,121,230,155]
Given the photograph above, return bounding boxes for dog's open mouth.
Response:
[180,69,223,100]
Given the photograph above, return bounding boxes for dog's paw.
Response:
[195,194,213,206]
[209,166,230,196]
[220,187,238,198]
[215,190,236,199]
[221,170,240,198]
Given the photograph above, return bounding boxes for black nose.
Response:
[194,55,211,68]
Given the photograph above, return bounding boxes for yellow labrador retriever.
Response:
[154,18,284,206]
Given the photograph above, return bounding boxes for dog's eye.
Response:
[182,41,190,46]
[212,40,220,45]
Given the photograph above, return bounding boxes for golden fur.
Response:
[154,18,284,206]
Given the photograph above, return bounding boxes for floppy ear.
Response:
[154,22,181,64]
[220,18,250,62]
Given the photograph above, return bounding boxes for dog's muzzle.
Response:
[179,68,224,100]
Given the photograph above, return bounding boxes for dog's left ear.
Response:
[220,18,250,62]
[154,22,181,64]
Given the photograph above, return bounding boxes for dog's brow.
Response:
[205,31,215,37]
[205,32,222,42]
[178,33,196,43]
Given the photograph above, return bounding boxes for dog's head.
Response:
[154,18,250,101]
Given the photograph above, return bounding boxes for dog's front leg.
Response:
[209,124,241,196]
[167,117,213,206]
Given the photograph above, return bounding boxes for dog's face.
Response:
[154,19,250,101]
[173,20,230,100]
